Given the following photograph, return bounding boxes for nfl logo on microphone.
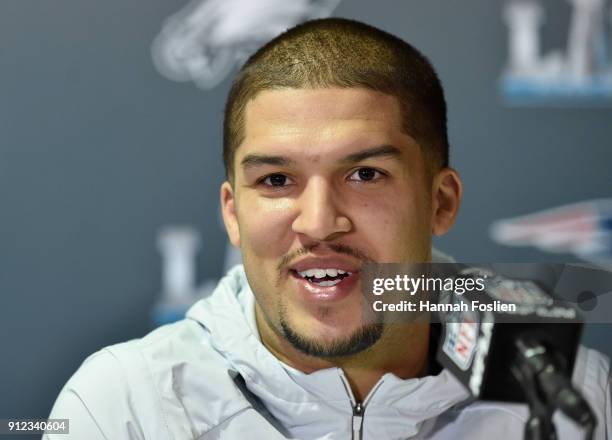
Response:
[442,315,478,371]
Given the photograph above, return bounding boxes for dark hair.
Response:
[223,18,449,181]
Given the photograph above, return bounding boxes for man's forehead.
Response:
[244,87,402,127]
[239,87,406,154]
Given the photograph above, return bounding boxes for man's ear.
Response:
[220,180,241,247]
[431,167,463,236]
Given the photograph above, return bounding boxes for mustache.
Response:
[277,243,373,273]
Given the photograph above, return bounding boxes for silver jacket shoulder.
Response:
[45,318,286,439]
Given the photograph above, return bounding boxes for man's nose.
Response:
[291,177,352,241]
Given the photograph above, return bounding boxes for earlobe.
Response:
[431,168,463,236]
[220,181,241,247]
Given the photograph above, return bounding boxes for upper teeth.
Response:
[297,268,350,278]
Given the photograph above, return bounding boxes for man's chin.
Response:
[279,318,384,358]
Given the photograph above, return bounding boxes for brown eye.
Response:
[348,167,384,182]
[262,174,290,187]
[358,168,376,181]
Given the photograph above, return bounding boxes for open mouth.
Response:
[291,268,353,287]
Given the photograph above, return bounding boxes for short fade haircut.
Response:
[223,17,449,182]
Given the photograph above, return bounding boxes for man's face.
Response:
[221,87,454,357]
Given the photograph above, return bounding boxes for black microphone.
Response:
[434,263,597,438]
[434,263,580,401]
[514,337,594,425]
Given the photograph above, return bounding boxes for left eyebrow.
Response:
[240,154,295,170]
[339,144,402,164]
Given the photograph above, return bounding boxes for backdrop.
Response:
[1,0,610,422]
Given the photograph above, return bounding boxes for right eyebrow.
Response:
[240,154,295,171]
[339,144,403,164]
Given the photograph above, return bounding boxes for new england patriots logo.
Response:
[490,199,612,266]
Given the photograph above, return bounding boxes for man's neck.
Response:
[256,307,431,401]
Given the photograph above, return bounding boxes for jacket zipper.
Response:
[338,369,384,440]
[352,401,364,440]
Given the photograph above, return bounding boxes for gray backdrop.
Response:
[1,0,610,422]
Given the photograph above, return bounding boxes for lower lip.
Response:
[290,270,360,303]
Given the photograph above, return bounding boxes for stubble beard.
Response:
[278,302,385,358]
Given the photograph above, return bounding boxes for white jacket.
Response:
[46,265,611,440]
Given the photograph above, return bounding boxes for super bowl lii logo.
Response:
[502,0,612,105]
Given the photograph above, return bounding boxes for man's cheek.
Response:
[241,213,291,256]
